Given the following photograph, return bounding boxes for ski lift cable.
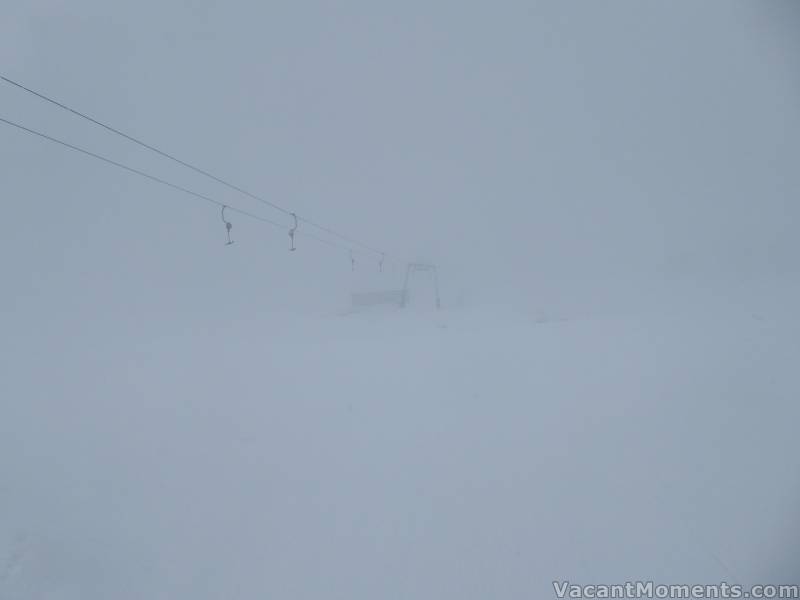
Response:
[0,74,391,259]
[0,115,356,254]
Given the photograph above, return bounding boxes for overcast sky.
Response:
[2,0,799,317]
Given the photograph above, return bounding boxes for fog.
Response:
[2,1,799,598]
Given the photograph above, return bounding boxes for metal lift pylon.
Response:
[401,262,441,309]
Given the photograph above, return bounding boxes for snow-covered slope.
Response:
[1,283,799,599]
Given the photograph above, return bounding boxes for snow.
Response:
[2,281,799,599]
